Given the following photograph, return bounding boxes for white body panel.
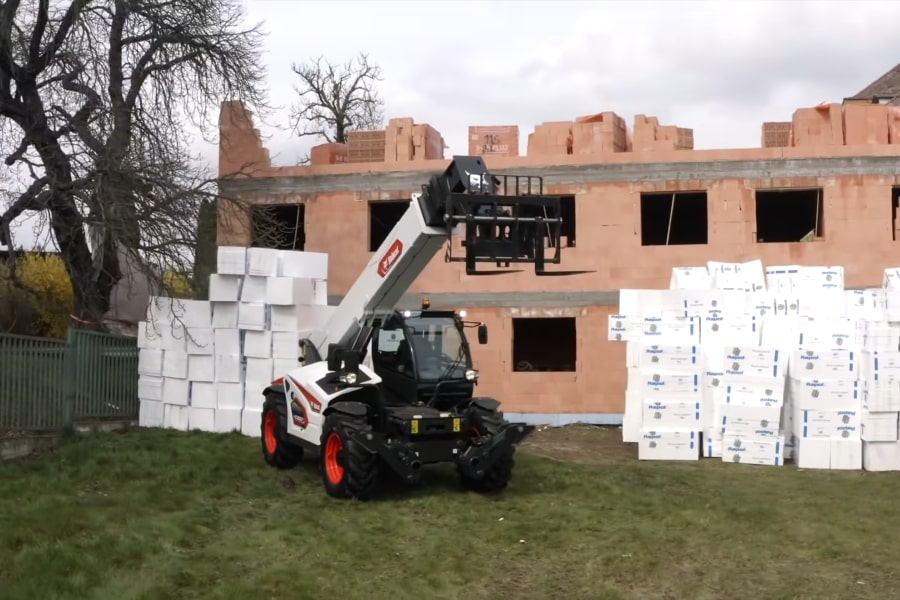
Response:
[280,361,383,446]
[307,193,460,358]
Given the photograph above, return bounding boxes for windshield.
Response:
[403,316,469,381]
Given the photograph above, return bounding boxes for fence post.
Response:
[63,327,77,433]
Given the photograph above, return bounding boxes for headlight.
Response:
[465,369,478,381]
[339,372,358,384]
[458,310,467,318]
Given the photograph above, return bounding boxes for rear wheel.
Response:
[261,393,304,469]
[320,413,379,500]
[458,408,515,493]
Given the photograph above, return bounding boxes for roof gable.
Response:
[847,62,900,101]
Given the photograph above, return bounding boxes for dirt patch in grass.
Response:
[520,423,635,464]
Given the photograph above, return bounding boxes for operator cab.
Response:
[371,299,487,410]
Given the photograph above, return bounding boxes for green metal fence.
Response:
[0,328,139,432]
[0,333,67,431]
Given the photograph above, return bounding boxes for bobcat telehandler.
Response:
[259,156,564,500]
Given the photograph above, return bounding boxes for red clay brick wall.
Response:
[310,142,349,165]
[217,175,900,416]
[214,101,900,415]
[463,306,627,415]
[219,176,894,296]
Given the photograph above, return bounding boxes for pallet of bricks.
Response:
[135,246,335,437]
[469,125,520,157]
[347,130,386,163]
[609,259,900,471]
[761,121,791,148]
[632,115,694,151]
[571,113,627,154]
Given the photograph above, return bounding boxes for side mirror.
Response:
[477,324,488,344]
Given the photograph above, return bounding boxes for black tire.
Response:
[261,393,304,469]
[320,413,379,501]
[459,408,515,493]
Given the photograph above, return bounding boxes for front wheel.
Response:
[320,413,379,501]
[261,393,304,469]
[458,409,515,493]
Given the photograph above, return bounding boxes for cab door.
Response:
[371,316,418,405]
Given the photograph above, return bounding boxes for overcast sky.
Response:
[226,0,900,166]
[6,0,900,249]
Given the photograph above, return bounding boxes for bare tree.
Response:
[0,0,273,326]
[288,52,385,145]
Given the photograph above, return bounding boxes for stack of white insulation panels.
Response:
[609,260,900,471]
[135,246,335,438]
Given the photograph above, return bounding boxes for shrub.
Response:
[0,262,38,336]
[162,270,194,299]
[14,253,74,339]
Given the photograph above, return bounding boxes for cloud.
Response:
[233,0,900,163]
[7,0,900,249]
[397,0,900,153]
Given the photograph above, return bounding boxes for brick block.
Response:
[762,121,792,133]
[527,121,573,156]
[347,129,386,163]
[347,130,386,144]
[632,115,660,151]
[843,103,889,145]
[384,118,415,163]
[469,125,520,157]
[761,122,792,147]
[379,118,445,162]
[792,103,844,146]
[632,115,693,151]
[570,112,628,154]
[412,123,444,160]
[676,128,694,149]
[310,142,349,165]
[572,123,627,154]
[889,108,900,144]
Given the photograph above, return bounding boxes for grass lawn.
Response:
[1,426,899,599]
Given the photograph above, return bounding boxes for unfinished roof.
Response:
[846,62,900,104]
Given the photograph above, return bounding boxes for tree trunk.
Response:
[30,142,121,327]
[51,203,119,327]
[193,199,218,300]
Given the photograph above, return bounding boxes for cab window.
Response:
[375,327,414,374]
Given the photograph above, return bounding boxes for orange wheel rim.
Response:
[264,411,278,454]
[324,432,344,485]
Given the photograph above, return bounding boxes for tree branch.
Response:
[288,51,385,143]
[32,0,87,74]
[28,0,50,64]
[0,0,270,324]
[4,134,29,165]
[0,176,51,249]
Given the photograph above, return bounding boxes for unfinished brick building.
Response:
[216,66,900,425]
